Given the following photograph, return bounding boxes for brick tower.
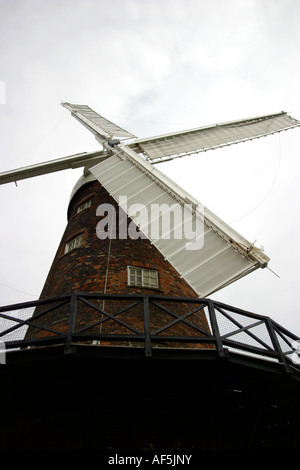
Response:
[39,173,200,299]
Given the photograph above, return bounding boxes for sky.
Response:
[0,0,300,336]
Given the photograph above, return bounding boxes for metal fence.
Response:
[0,292,299,374]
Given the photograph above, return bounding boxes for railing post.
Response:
[65,291,77,355]
[143,295,152,357]
[266,318,291,373]
[208,300,226,358]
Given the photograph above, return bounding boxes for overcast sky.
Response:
[0,0,300,336]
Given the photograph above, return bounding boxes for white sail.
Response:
[129,112,300,163]
[90,146,269,297]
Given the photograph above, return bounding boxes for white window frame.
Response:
[65,233,84,254]
[77,199,91,214]
[127,266,159,289]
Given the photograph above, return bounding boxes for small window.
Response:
[65,233,83,254]
[77,199,91,214]
[128,266,159,289]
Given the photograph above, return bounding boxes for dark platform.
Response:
[1,293,300,450]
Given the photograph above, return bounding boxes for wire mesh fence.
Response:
[0,293,299,373]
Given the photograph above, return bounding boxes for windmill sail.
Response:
[0,150,106,185]
[89,145,269,298]
[61,102,137,142]
[2,107,298,186]
[1,103,298,296]
[129,112,300,163]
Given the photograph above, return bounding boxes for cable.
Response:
[0,282,38,298]
[103,232,113,300]
[105,112,199,127]
[98,210,115,344]
[229,133,282,224]
[0,115,67,170]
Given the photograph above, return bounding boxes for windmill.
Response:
[1,104,300,451]
[1,104,299,299]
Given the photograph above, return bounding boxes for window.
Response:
[128,266,159,289]
[77,199,91,214]
[65,233,83,254]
